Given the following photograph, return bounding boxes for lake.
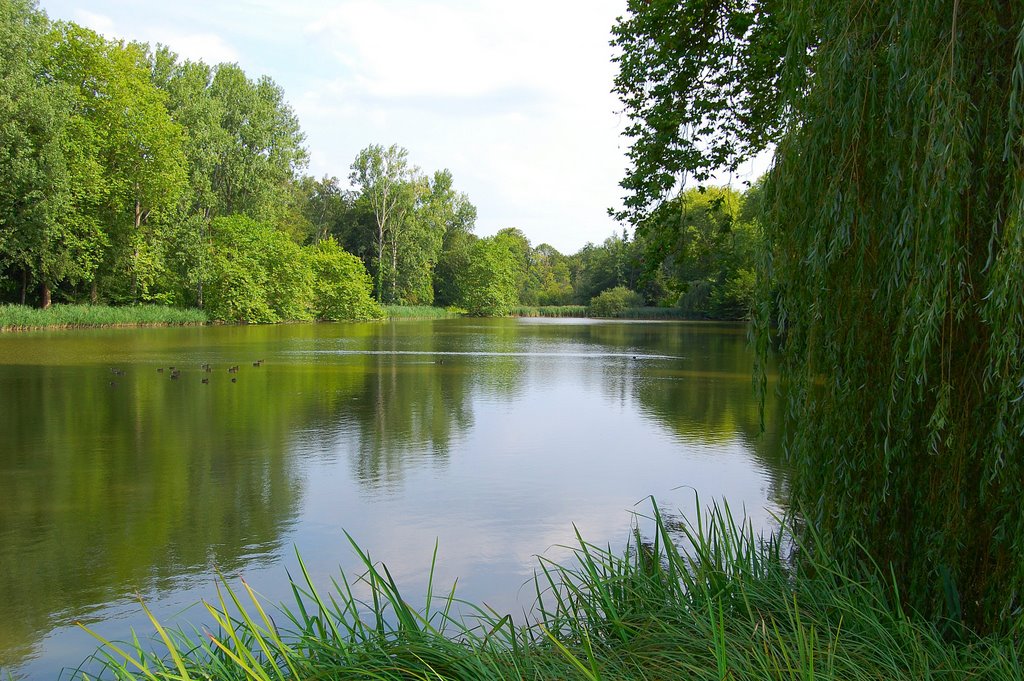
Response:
[0,318,784,679]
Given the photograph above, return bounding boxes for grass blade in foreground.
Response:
[78,501,1024,680]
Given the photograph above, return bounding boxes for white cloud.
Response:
[71,9,115,35]
[153,31,240,65]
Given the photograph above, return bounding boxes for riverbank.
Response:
[80,504,1019,680]
[0,304,208,331]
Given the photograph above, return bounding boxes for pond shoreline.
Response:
[1,302,738,332]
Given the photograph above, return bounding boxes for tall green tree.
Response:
[521,243,573,306]
[208,64,307,226]
[49,24,187,303]
[349,144,414,303]
[615,0,1024,631]
[0,0,88,307]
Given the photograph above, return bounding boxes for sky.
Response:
[38,0,769,254]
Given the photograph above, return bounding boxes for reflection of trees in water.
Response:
[341,323,476,489]
[511,320,788,506]
[0,320,787,669]
[0,360,366,668]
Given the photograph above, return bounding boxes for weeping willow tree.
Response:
[614,1,1024,632]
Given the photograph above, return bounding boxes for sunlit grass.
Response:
[384,305,464,319]
[76,501,1022,680]
[0,304,208,331]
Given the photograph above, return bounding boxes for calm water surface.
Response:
[0,318,784,679]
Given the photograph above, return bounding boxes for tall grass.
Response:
[0,304,208,331]
[76,501,1022,680]
[615,306,693,320]
[384,305,464,319]
[512,305,588,318]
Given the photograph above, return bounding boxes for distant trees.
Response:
[637,186,762,319]
[0,0,763,324]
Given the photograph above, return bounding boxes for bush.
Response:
[588,286,644,317]
[308,240,383,321]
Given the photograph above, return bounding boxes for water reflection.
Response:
[0,319,784,679]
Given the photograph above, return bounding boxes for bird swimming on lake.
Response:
[230,377,237,383]
[201,377,209,384]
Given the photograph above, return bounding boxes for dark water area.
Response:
[0,318,785,679]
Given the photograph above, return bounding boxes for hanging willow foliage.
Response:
[615,0,1024,632]
[756,1,1024,632]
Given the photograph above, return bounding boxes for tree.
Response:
[208,64,307,225]
[48,24,187,303]
[569,232,639,304]
[460,235,522,316]
[611,0,792,223]
[637,186,761,318]
[0,0,86,307]
[521,243,573,306]
[434,229,477,308]
[349,144,414,303]
[615,0,1024,631]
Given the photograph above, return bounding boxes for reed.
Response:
[0,304,208,331]
[384,305,464,319]
[76,501,1022,680]
[512,306,587,318]
[614,307,692,320]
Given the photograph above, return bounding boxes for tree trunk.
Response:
[376,220,386,303]
[20,267,27,305]
[41,280,51,309]
[90,279,98,303]
[131,199,142,301]
[391,236,398,303]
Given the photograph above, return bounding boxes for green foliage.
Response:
[520,243,574,306]
[307,239,382,321]
[617,0,1024,634]
[205,216,310,323]
[80,503,1024,680]
[639,186,761,320]
[570,232,641,304]
[611,0,793,222]
[754,2,1024,631]
[460,235,522,316]
[588,286,644,318]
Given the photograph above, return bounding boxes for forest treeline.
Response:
[0,0,762,322]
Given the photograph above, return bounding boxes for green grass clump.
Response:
[0,304,208,331]
[384,305,464,319]
[512,305,588,318]
[77,501,1024,680]
[615,306,694,320]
